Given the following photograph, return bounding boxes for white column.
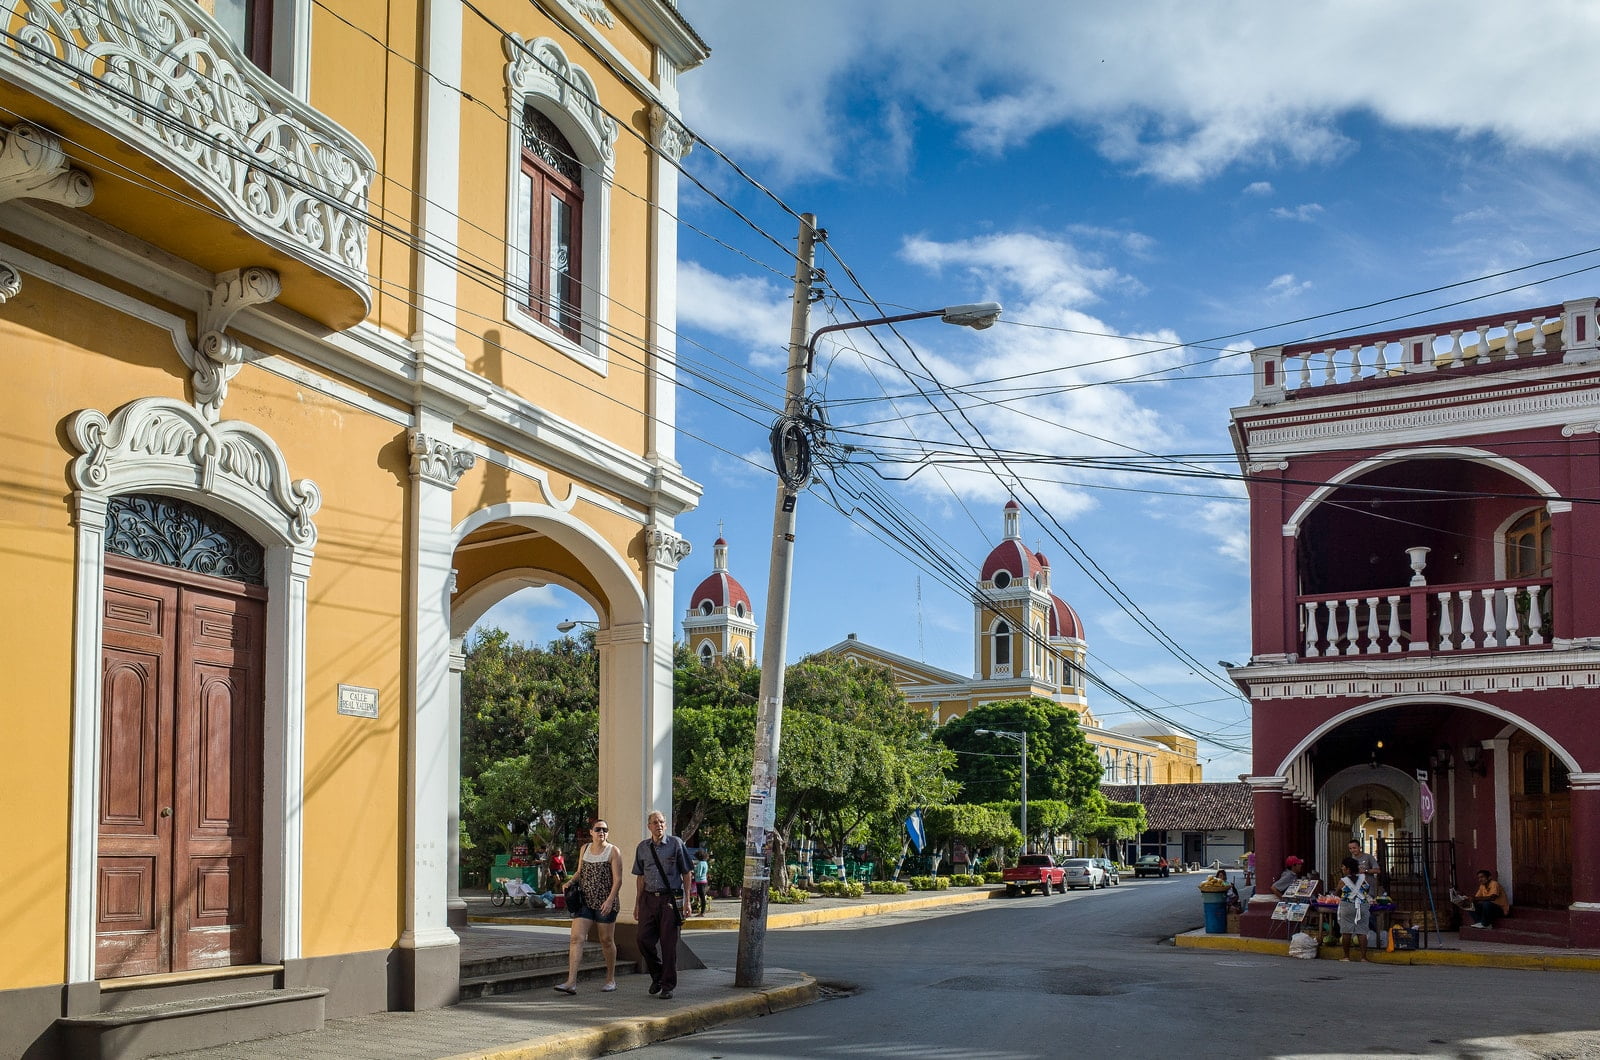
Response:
[446,635,467,928]
[1487,737,1513,903]
[647,90,692,466]
[597,619,654,869]
[400,423,473,1008]
[413,0,463,365]
[66,494,108,983]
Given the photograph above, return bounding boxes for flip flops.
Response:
[552,984,577,995]
[601,982,616,992]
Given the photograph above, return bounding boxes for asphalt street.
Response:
[634,874,1600,1059]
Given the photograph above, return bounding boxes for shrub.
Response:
[817,881,865,898]
[909,876,951,890]
[869,881,908,894]
[983,871,1004,884]
[770,886,810,904]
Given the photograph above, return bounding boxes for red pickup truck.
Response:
[1002,854,1066,896]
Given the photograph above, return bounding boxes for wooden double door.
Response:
[96,557,264,978]
[1509,731,1572,910]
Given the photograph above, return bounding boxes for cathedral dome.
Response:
[1048,593,1085,641]
[688,538,752,616]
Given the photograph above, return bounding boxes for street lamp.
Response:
[736,214,1001,989]
[974,728,1028,852]
[555,619,598,633]
[804,302,1003,370]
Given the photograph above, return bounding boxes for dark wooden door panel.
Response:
[97,560,263,978]
[173,591,263,971]
[97,578,177,978]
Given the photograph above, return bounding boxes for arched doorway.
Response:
[96,495,266,977]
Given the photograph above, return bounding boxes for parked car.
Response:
[1134,855,1169,878]
[1002,853,1066,896]
[1062,858,1108,890]
[1092,857,1121,886]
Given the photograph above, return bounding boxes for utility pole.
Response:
[734,213,818,988]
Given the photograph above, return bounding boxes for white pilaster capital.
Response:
[646,525,692,569]
[595,620,649,647]
[408,429,476,488]
[1567,772,1600,791]
[1245,775,1290,793]
[1248,460,1287,474]
[649,104,694,160]
[1282,524,1299,537]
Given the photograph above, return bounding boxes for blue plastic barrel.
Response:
[1202,890,1228,933]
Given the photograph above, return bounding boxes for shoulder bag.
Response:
[648,839,687,923]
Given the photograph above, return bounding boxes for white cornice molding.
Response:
[1239,375,1600,457]
[605,0,709,71]
[1234,649,1600,701]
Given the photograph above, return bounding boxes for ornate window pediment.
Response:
[105,493,265,584]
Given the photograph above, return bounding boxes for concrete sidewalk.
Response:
[150,963,815,1060]
[1175,928,1600,972]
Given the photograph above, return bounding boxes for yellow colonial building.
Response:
[823,502,1203,785]
[0,0,707,1054]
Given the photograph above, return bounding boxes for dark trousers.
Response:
[1473,900,1504,926]
[637,890,682,990]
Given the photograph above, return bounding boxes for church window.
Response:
[993,570,1011,589]
[994,621,1011,666]
[736,602,746,618]
[698,643,714,664]
[699,601,713,616]
[734,645,746,661]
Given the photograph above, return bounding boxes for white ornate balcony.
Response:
[1251,298,1600,406]
[0,0,375,324]
[1299,578,1553,658]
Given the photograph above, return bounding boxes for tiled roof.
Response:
[1101,782,1254,831]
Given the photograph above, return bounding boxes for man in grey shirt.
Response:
[633,810,694,999]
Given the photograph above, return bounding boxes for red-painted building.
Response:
[1227,297,1600,947]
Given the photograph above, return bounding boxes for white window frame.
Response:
[504,35,618,377]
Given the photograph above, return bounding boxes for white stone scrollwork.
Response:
[0,121,93,208]
[647,526,692,569]
[0,0,374,298]
[0,261,20,303]
[192,266,281,419]
[68,396,321,546]
[1562,421,1600,437]
[0,121,94,301]
[568,0,615,27]
[505,35,618,162]
[1247,460,1289,474]
[409,430,476,489]
[649,105,694,160]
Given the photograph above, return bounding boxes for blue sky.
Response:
[476,2,1600,780]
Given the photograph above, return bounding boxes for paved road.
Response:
[638,875,1600,1059]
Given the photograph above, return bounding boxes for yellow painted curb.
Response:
[1175,931,1600,973]
[468,887,1006,932]
[444,975,818,1060]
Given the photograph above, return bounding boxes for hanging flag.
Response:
[905,810,926,853]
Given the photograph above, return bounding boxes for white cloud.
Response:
[677,260,793,370]
[1243,181,1274,196]
[1266,273,1312,299]
[677,1,1600,182]
[1270,203,1324,222]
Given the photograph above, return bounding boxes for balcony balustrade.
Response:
[1298,577,1552,658]
[0,0,374,322]
[1252,298,1600,405]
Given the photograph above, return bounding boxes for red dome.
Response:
[690,571,751,613]
[1035,551,1049,567]
[1048,593,1085,640]
[981,539,1044,583]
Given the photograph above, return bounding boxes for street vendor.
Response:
[1270,856,1306,898]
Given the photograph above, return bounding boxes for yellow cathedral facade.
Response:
[823,501,1204,786]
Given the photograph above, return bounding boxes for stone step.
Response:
[459,959,622,1000]
[58,987,326,1060]
[97,967,282,1012]
[460,942,602,980]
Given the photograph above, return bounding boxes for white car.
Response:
[1062,858,1109,890]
